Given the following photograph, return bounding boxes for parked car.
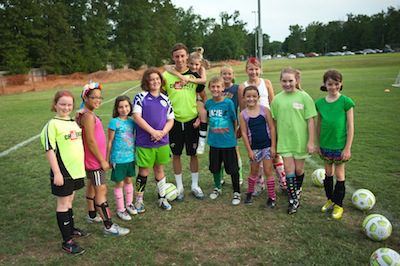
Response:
[383,47,394,53]
[305,52,319,57]
[288,54,296,59]
[363,49,376,54]
[343,51,355,55]
[296,53,305,58]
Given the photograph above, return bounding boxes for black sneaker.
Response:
[266,198,276,208]
[62,239,85,255]
[287,200,299,215]
[71,228,90,238]
[244,193,253,204]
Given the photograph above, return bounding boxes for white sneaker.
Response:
[196,138,206,154]
[209,188,221,200]
[232,192,241,206]
[126,204,138,215]
[192,186,205,200]
[116,210,132,221]
[159,198,172,211]
[86,214,102,224]
[104,223,130,236]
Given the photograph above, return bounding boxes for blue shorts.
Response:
[320,148,349,164]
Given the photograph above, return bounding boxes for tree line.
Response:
[0,1,398,74]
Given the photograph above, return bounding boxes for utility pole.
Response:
[252,10,257,57]
[257,0,263,61]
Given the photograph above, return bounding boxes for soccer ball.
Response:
[370,248,400,266]
[352,189,376,211]
[362,214,392,241]
[165,183,178,201]
[311,168,325,187]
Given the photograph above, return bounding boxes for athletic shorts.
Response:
[319,148,349,164]
[209,146,239,174]
[250,147,272,163]
[111,161,136,182]
[280,152,310,160]
[169,118,199,156]
[136,145,170,168]
[51,177,84,197]
[86,169,106,186]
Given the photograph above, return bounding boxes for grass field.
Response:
[0,53,399,265]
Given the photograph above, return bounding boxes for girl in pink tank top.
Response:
[76,82,130,237]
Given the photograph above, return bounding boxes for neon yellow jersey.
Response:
[41,117,85,179]
[163,69,204,122]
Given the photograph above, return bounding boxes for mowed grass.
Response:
[0,54,399,265]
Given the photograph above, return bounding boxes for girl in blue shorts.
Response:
[240,86,277,207]
[316,70,355,220]
[132,68,175,211]
[107,95,137,221]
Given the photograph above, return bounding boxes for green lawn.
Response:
[0,53,399,265]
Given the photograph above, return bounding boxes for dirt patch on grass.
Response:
[0,61,241,95]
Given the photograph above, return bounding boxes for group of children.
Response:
[41,45,354,255]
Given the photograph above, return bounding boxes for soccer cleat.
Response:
[209,188,221,200]
[321,199,334,213]
[62,239,85,255]
[104,223,130,236]
[134,202,146,214]
[86,214,102,224]
[244,192,253,204]
[287,200,299,215]
[332,205,344,220]
[192,186,205,200]
[126,204,138,215]
[176,189,185,202]
[71,228,90,238]
[196,139,206,155]
[159,198,172,211]
[116,210,132,221]
[232,192,241,206]
[266,198,276,208]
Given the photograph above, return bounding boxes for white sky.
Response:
[171,0,400,42]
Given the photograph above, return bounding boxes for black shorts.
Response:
[209,146,239,174]
[169,118,199,156]
[51,178,85,197]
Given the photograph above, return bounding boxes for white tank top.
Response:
[244,78,270,108]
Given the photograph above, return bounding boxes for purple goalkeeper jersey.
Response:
[133,91,174,148]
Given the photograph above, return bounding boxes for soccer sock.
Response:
[286,173,297,201]
[68,208,75,232]
[295,172,305,191]
[97,202,112,229]
[136,175,148,193]
[86,196,97,218]
[191,172,199,190]
[175,174,184,193]
[56,211,71,242]
[199,122,207,142]
[231,172,240,193]
[247,175,257,193]
[323,175,334,200]
[213,172,222,190]
[333,180,346,207]
[238,156,243,180]
[124,182,134,206]
[114,187,125,212]
[273,159,286,186]
[157,177,167,198]
[266,178,276,200]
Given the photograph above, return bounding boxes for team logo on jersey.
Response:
[160,100,168,107]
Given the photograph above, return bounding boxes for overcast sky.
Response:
[171,0,399,42]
